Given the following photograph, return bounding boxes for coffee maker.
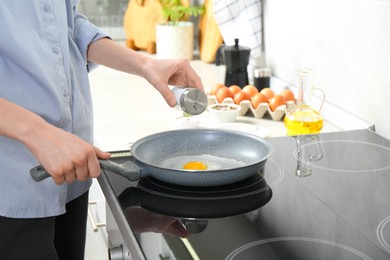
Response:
[223,38,251,87]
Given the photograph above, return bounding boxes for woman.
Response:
[0,1,203,259]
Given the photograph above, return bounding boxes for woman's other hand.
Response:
[25,123,111,184]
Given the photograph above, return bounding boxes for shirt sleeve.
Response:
[72,6,111,71]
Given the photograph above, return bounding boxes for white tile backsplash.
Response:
[263,0,390,139]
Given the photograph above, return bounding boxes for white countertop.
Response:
[89,52,342,152]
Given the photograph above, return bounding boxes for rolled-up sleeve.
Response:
[71,5,110,70]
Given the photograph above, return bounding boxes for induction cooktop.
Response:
[102,128,390,260]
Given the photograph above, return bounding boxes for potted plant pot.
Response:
[155,0,204,60]
[156,21,194,60]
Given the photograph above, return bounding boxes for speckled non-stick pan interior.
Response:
[131,129,269,165]
[130,128,273,186]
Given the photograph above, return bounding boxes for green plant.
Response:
[160,0,204,25]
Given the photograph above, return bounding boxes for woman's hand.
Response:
[87,38,205,107]
[141,58,204,107]
[0,98,111,185]
[25,123,111,185]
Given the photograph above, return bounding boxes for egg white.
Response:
[159,154,246,171]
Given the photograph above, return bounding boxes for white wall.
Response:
[263,0,390,139]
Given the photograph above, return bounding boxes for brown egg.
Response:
[242,84,259,98]
[250,93,268,109]
[216,87,234,103]
[233,91,250,105]
[210,83,225,96]
[259,88,275,101]
[280,88,295,102]
[229,85,242,96]
[269,95,286,112]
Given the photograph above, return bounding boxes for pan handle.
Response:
[30,165,51,182]
[30,159,143,182]
[99,159,143,181]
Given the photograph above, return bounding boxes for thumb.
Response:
[156,84,177,107]
[164,91,177,107]
[94,147,111,160]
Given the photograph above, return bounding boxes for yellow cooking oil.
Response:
[284,105,323,136]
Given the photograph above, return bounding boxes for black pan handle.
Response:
[30,159,144,182]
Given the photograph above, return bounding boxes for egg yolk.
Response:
[182,161,208,170]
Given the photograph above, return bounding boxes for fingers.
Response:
[145,58,204,107]
[48,146,110,185]
[49,160,88,185]
[28,123,111,185]
[181,60,204,91]
[163,88,177,107]
[51,174,66,185]
[49,163,75,185]
[153,80,177,107]
[95,147,111,160]
[164,60,204,107]
[75,162,89,182]
[177,59,204,91]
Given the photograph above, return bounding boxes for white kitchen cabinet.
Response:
[85,179,109,260]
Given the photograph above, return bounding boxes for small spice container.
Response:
[253,68,271,92]
[208,103,241,124]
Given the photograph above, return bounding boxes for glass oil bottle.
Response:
[284,69,325,136]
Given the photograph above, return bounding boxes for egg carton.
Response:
[207,95,295,121]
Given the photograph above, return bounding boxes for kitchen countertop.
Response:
[89,52,343,151]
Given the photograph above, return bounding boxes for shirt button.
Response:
[53,47,60,54]
[43,3,51,12]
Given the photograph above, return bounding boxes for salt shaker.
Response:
[172,87,208,115]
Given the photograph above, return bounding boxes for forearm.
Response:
[0,98,110,183]
[0,98,49,146]
[86,37,204,108]
[87,38,151,78]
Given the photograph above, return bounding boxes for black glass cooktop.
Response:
[102,128,390,260]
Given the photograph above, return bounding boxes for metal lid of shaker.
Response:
[173,87,208,115]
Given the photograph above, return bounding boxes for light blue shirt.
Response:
[0,0,108,218]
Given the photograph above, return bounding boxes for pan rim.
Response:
[129,128,273,172]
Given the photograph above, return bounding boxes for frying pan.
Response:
[30,129,273,187]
